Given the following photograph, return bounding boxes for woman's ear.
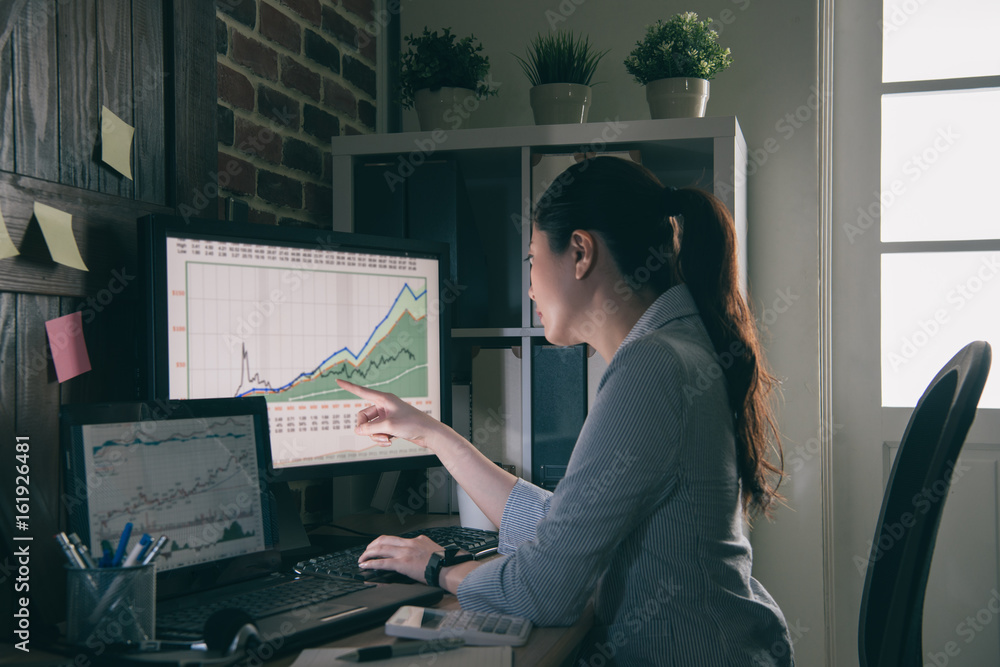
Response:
[570,230,597,280]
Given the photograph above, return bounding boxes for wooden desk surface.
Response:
[269,513,594,667]
[267,595,592,667]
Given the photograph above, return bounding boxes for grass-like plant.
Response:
[514,31,610,87]
[398,27,498,109]
[624,12,733,84]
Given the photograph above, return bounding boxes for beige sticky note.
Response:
[33,201,89,271]
[0,201,19,260]
[101,105,134,180]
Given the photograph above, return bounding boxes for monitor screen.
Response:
[60,397,274,574]
[138,216,450,480]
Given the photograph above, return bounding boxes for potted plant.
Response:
[398,27,498,131]
[624,12,733,119]
[514,31,609,125]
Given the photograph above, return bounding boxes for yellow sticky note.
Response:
[33,201,89,271]
[101,105,134,180]
[0,201,19,260]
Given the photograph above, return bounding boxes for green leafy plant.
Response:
[514,31,609,87]
[624,12,733,84]
[398,27,498,109]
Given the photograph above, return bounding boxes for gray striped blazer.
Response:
[457,284,794,666]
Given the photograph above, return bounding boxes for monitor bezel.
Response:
[137,214,450,481]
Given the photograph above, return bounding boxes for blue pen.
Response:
[135,533,153,562]
[112,522,133,567]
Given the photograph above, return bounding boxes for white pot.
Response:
[414,87,479,131]
[645,77,710,119]
[529,83,592,125]
[457,485,497,531]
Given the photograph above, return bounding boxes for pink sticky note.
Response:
[45,312,92,382]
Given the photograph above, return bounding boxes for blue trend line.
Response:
[238,282,426,398]
[92,431,247,457]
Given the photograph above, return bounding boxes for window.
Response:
[879,0,1000,408]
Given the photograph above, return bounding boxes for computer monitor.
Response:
[60,397,276,578]
[138,215,450,481]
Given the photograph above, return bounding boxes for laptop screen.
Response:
[61,397,275,579]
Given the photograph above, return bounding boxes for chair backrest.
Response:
[858,340,991,667]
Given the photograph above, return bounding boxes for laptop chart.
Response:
[79,415,266,571]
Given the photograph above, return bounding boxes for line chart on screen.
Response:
[162,236,442,470]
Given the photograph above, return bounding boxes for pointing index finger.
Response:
[336,379,381,401]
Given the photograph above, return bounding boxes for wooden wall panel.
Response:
[0,293,16,457]
[98,0,135,199]
[15,293,65,632]
[57,0,101,192]
[0,0,28,54]
[0,0,217,640]
[12,1,59,182]
[0,0,215,298]
[168,1,218,211]
[0,293,17,636]
[0,39,12,172]
[0,173,172,296]
[132,0,167,205]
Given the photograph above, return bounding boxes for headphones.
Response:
[91,609,262,666]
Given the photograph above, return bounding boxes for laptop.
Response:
[60,397,442,652]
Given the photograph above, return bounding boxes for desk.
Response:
[267,596,593,667]
[12,514,593,665]
[270,513,593,666]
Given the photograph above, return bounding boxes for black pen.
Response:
[337,637,465,662]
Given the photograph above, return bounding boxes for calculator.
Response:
[384,605,532,646]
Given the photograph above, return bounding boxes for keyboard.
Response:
[157,576,374,635]
[296,526,499,582]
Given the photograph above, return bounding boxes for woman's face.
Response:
[527,225,583,347]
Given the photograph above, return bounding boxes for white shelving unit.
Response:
[330,117,747,483]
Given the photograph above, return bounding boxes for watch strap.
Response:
[425,545,475,587]
[424,551,445,587]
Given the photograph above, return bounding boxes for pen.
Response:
[337,637,465,662]
[68,533,97,569]
[55,533,88,569]
[123,534,152,567]
[140,535,168,566]
[137,533,153,562]
[99,540,113,568]
[112,522,133,567]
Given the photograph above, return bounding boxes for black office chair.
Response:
[859,340,992,667]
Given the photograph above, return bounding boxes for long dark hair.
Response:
[534,156,783,518]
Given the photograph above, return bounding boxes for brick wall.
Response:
[216,0,377,227]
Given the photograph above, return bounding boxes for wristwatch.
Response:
[425,545,474,587]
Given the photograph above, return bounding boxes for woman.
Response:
[338,156,793,665]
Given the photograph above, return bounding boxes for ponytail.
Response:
[535,156,784,518]
[665,187,784,519]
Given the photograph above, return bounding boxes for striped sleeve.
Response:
[456,338,684,625]
[497,479,552,555]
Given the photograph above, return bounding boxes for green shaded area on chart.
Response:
[273,312,428,403]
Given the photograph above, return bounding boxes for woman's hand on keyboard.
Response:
[337,379,446,447]
[357,534,441,584]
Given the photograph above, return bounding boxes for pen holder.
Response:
[66,563,156,647]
